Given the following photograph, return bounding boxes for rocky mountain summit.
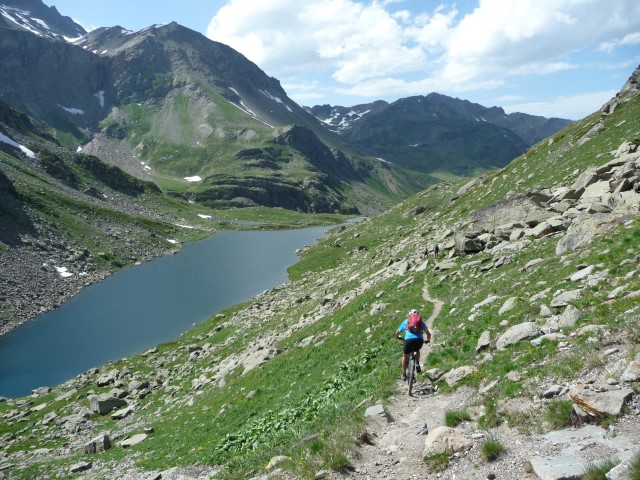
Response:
[0,66,638,479]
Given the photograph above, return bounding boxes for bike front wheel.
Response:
[407,356,415,396]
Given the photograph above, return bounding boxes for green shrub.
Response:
[581,459,618,480]
[325,452,352,473]
[445,409,472,427]
[629,452,640,480]
[545,399,575,429]
[424,451,449,472]
[481,436,506,462]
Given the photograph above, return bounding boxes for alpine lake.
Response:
[0,225,332,398]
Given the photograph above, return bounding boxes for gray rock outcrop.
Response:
[496,322,542,350]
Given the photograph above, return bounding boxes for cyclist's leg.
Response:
[402,340,413,378]
[414,339,425,370]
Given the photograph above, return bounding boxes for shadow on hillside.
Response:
[0,168,36,247]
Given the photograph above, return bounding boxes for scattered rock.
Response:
[364,404,394,423]
[423,426,472,456]
[69,461,92,473]
[569,385,633,417]
[550,289,583,308]
[266,455,289,470]
[443,366,477,386]
[89,394,127,416]
[118,433,148,448]
[85,434,111,454]
[476,331,491,353]
[496,322,542,350]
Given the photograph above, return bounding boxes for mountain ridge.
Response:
[309,93,573,175]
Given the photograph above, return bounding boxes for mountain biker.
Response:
[395,309,431,381]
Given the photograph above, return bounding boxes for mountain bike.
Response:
[397,337,430,396]
[407,349,418,396]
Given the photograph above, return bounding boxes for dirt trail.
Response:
[333,279,459,479]
[333,280,640,480]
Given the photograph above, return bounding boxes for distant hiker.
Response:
[395,309,431,380]
[433,244,439,260]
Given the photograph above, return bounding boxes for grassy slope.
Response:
[103,86,418,215]
[1,87,639,479]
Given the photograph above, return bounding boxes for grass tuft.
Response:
[444,409,472,427]
[424,451,450,472]
[481,436,506,462]
[581,458,618,480]
[629,453,640,480]
[544,399,576,430]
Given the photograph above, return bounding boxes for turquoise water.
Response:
[0,227,329,398]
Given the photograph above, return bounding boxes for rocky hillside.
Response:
[309,93,572,175]
[0,100,217,335]
[1,66,638,480]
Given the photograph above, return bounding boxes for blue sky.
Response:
[45,0,640,120]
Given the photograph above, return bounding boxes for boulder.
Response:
[476,331,491,353]
[111,405,135,420]
[570,167,600,191]
[472,295,501,311]
[423,426,472,456]
[582,181,612,199]
[452,178,482,201]
[556,212,632,255]
[118,433,148,448]
[89,394,127,416]
[443,366,477,386]
[470,195,553,234]
[496,322,542,350]
[85,434,111,454]
[550,289,582,308]
[494,223,522,239]
[569,385,633,417]
[558,305,582,329]
[96,370,119,387]
[364,404,394,423]
[498,297,518,315]
[454,234,485,254]
[570,265,594,282]
[531,332,567,347]
[528,221,556,238]
[621,361,640,382]
[530,455,587,480]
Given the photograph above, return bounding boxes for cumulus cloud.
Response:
[206,0,640,108]
[503,90,618,120]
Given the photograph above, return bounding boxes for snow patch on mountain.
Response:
[315,107,373,132]
[59,105,85,115]
[260,90,293,112]
[0,132,36,158]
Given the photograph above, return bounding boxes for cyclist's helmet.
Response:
[409,309,419,314]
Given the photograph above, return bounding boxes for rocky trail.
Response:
[332,280,640,480]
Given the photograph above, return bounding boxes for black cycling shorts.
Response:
[403,338,424,355]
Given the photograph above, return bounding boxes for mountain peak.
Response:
[0,0,85,38]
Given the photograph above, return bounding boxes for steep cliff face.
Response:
[0,28,109,137]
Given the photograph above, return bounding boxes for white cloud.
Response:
[599,32,640,53]
[206,0,640,108]
[503,90,618,120]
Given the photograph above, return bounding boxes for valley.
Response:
[0,1,639,479]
